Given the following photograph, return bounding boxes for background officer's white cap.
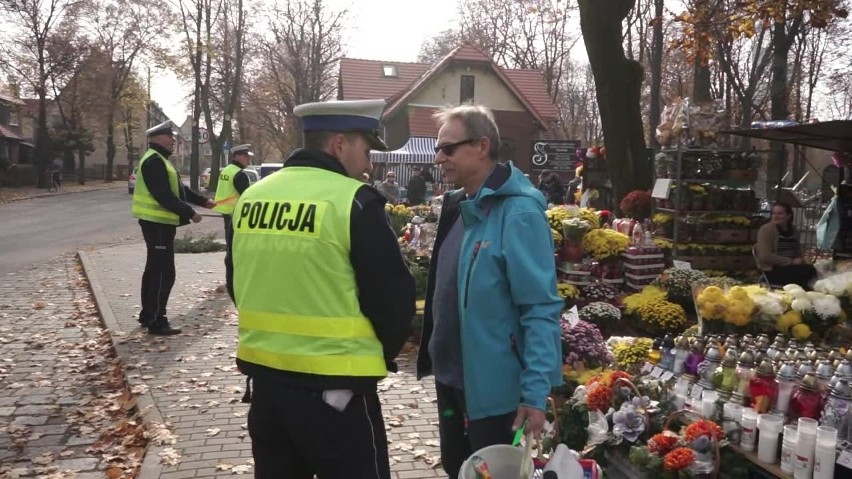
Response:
[146,120,177,137]
[293,99,389,151]
[231,144,253,156]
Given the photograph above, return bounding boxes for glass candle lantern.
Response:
[659,334,676,370]
[836,359,852,380]
[776,362,798,415]
[821,379,852,431]
[750,359,779,414]
[829,350,842,369]
[732,350,755,406]
[648,337,662,365]
[767,336,786,360]
[697,346,722,391]
[685,338,706,380]
[673,335,690,375]
[795,361,813,380]
[815,360,834,394]
[716,348,739,400]
[790,373,823,422]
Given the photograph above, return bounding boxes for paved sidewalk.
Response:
[0,181,124,205]
[81,243,444,479]
[0,256,143,478]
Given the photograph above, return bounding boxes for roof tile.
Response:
[408,107,440,137]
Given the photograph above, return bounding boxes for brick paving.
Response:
[0,256,138,478]
[81,243,445,478]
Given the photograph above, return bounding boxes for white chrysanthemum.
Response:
[784,284,804,293]
[791,298,813,312]
[813,295,842,318]
[754,293,785,317]
[806,291,826,301]
[789,289,809,300]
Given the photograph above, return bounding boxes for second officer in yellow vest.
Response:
[231,99,416,479]
[212,143,254,303]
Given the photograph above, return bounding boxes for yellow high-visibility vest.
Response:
[131,149,180,225]
[232,166,386,377]
[213,163,243,215]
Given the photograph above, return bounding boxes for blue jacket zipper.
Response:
[462,242,480,309]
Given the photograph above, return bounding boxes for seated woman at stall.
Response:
[755,202,818,289]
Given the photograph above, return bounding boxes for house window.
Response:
[460,75,475,103]
[382,65,398,77]
[8,109,19,126]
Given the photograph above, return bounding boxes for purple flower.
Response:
[613,403,646,443]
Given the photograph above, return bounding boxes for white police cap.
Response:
[293,99,388,151]
[231,144,253,156]
[146,120,177,137]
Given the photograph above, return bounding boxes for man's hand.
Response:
[793,257,805,265]
[513,405,546,438]
[191,213,202,223]
[205,199,215,209]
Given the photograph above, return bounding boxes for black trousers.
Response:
[435,381,516,479]
[223,215,235,303]
[139,220,176,324]
[766,264,818,289]
[248,379,390,479]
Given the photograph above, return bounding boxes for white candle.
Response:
[757,414,783,464]
[813,426,837,479]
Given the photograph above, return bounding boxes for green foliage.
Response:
[174,232,226,254]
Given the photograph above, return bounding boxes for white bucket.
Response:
[459,444,535,479]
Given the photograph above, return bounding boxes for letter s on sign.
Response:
[532,142,548,166]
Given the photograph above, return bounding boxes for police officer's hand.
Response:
[205,199,215,209]
[191,213,202,223]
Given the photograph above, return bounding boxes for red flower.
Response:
[684,419,725,443]
[586,383,613,412]
[619,190,653,220]
[663,447,696,471]
[647,432,679,456]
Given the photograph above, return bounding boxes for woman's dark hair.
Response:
[773,202,793,216]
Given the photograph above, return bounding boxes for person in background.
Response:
[755,202,818,289]
[132,120,215,335]
[406,166,429,205]
[214,144,255,304]
[231,99,415,479]
[417,104,562,479]
[538,171,565,205]
[377,170,401,204]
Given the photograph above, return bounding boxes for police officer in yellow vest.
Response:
[132,120,214,335]
[213,143,254,303]
[231,99,416,478]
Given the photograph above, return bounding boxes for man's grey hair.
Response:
[433,104,501,161]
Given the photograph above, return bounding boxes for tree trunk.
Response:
[578,0,649,204]
[105,110,116,183]
[35,90,50,189]
[648,0,664,149]
[769,20,794,191]
[693,60,713,103]
[77,145,86,185]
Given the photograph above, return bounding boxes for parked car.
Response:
[243,167,259,184]
[128,167,137,194]
[260,163,284,178]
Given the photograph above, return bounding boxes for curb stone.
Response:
[78,250,166,479]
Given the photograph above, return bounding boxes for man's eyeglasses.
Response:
[434,138,480,156]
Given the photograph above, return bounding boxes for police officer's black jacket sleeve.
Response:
[233,170,250,194]
[181,183,209,208]
[141,156,196,222]
[350,185,416,368]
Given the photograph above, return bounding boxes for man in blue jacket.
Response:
[416,104,563,478]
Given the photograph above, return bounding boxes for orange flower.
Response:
[684,419,725,443]
[609,370,633,386]
[663,447,696,471]
[586,383,613,411]
[647,432,679,456]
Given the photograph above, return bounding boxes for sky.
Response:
[149,0,461,122]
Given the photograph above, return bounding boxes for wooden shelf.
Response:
[727,444,791,478]
[655,208,758,215]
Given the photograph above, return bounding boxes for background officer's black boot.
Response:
[138,314,154,327]
[148,317,181,336]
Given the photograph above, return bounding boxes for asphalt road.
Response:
[0,188,224,275]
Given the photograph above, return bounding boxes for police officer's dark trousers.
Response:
[138,220,176,324]
[223,214,235,303]
[248,378,391,479]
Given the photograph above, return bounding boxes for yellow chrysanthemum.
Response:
[777,310,802,332]
[792,323,812,340]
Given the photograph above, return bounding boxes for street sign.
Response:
[530,140,581,175]
[198,128,210,144]
[222,140,230,151]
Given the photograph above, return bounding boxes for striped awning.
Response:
[370,136,436,164]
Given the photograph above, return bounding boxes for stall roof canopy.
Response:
[724,120,852,152]
[371,136,436,164]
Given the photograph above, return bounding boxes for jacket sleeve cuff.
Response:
[520,397,547,411]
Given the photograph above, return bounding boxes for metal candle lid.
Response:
[774,351,789,363]
[816,360,835,380]
[692,338,706,354]
[756,358,776,377]
[830,379,852,400]
[837,360,852,379]
[800,372,819,392]
[725,335,739,349]
[845,349,852,363]
[722,348,738,368]
[704,345,723,364]
[662,334,675,349]
[738,350,755,368]
[676,335,690,350]
[777,362,797,381]
[796,362,814,380]
[786,347,801,362]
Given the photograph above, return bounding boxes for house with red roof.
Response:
[338,43,560,174]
